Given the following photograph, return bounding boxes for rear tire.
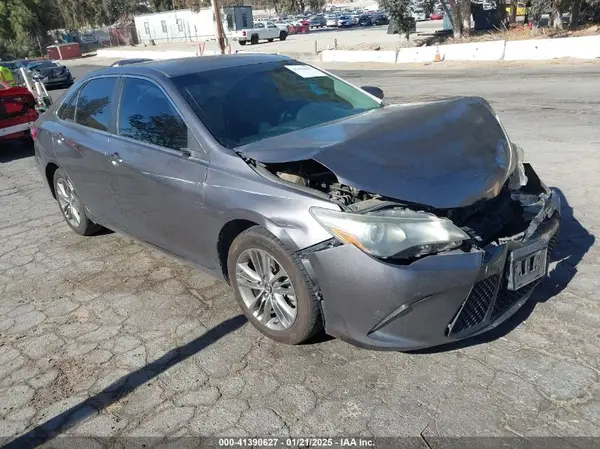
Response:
[53,168,102,236]
[250,34,259,45]
[279,31,288,41]
[227,226,323,345]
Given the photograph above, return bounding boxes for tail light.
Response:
[242,31,247,36]
[30,126,39,140]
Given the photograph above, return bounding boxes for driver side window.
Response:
[118,78,188,151]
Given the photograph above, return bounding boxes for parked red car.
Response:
[430,12,443,20]
[0,81,38,144]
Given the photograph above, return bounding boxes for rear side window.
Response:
[75,78,117,132]
[59,93,78,122]
[118,78,187,151]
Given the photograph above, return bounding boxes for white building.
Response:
[134,7,253,44]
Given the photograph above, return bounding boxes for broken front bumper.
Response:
[302,189,560,351]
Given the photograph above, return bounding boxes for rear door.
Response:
[109,76,213,268]
[52,76,122,227]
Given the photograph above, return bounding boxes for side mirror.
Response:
[361,85,384,100]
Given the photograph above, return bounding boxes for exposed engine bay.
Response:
[262,158,557,252]
[264,159,380,206]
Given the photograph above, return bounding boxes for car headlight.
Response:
[310,207,469,259]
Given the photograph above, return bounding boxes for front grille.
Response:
[490,232,559,321]
[449,230,559,336]
[491,280,539,321]
[449,275,499,335]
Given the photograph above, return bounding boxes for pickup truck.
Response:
[233,21,288,45]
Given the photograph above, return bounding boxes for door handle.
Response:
[109,152,123,166]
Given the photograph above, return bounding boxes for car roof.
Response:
[95,54,293,79]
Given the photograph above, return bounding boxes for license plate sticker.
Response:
[507,244,548,291]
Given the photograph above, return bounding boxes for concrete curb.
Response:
[96,35,600,65]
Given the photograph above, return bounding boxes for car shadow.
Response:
[0,138,34,163]
[3,315,247,448]
[409,187,594,354]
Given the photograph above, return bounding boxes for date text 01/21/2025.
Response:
[218,437,376,447]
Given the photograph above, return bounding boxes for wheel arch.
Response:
[45,162,60,199]
[216,210,300,283]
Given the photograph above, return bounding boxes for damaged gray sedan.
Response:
[33,54,560,350]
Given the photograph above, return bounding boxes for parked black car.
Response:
[28,61,73,89]
[309,16,326,28]
[373,13,390,25]
[33,54,560,351]
[358,15,373,26]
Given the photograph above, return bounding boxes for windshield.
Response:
[174,61,382,148]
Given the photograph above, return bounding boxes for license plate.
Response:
[507,241,548,291]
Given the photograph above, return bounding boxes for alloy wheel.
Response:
[235,248,297,331]
[56,178,82,228]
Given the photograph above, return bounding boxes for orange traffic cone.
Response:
[434,45,442,62]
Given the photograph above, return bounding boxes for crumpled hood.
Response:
[238,97,519,209]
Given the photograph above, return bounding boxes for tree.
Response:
[458,0,471,36]
[0,0,61,57]
[570,0,582,27]
[378,0,414,38]
[151,0,174,12]
[422,0,437,16]
[550,0,564,28]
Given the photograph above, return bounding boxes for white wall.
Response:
[134,8,231,44]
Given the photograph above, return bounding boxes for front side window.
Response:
[255,22,265,28]
[75,77,117,132]
[118,78,188,151]
[174,61,381,148]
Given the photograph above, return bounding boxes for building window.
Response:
[177,19,184,32]
[161,20,167,33]
[242,13,248,28]
[226,14,234,30]
[144,22,150,35]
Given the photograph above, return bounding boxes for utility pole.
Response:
[211,0,226,54]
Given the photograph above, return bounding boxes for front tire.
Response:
[239,40,247,46]
[53,168,102,236]
[227,226,323,345]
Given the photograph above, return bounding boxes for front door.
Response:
[266,22,280,38]
[109,76,214,269]
[52,76,122,228]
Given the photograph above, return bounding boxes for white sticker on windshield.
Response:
[285,65,326,78]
